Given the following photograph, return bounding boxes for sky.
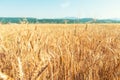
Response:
[0,0,120,19]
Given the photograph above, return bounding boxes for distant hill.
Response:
[0,17,120,24]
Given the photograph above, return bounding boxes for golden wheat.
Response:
[0,24,120,80]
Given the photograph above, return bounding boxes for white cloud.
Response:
[60,2,71,8]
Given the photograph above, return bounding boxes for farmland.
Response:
[0,24,120,80]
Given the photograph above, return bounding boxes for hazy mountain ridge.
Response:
[0,17,120,24]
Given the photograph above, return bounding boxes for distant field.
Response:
[0,24,120,80]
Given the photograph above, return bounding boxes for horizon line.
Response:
[0,17,120,20]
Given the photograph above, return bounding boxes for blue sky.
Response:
[0,0,120,19]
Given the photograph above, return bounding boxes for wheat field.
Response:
[0,24,120,80]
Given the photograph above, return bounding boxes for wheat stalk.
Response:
[17,57,24,80]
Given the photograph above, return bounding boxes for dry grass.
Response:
[0,24,120,80]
